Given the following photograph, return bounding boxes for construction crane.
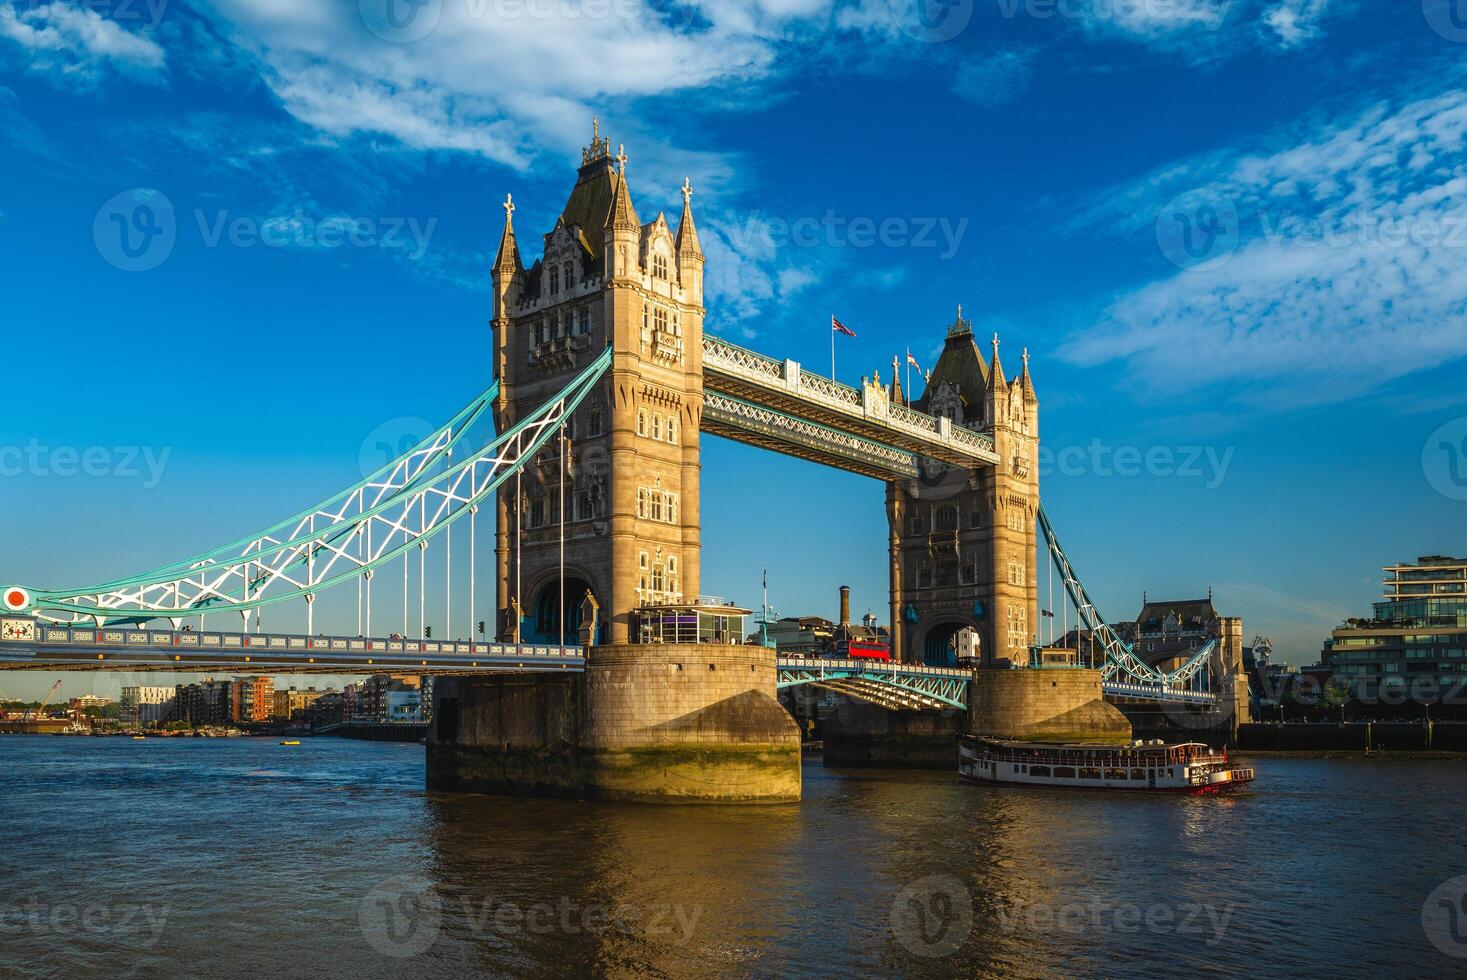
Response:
[24,680,62,721]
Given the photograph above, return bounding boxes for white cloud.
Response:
[0,2,166,82]
[952,47,1036,107]
[1261,0,1332,48]
[194,0,789,171]
[1062,87,1467,408]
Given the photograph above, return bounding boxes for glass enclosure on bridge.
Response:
[633,601,751,645]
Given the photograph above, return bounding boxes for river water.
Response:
[1,737,1464,978]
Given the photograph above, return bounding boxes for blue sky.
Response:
[2,0,1466,697]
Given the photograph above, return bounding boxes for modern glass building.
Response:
[1326,556,1467,693]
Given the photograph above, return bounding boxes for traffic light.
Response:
[477,621,485,636]
[425,626,432,639]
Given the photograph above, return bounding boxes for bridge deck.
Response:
[0,617,584,674]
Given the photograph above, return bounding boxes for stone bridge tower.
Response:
[490,126,705,645]
[887,310,1040,667]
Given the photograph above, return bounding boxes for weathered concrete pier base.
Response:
[820,667,1132,768]
[821,698,963,769]
[968,668,1131,742]
[427,643,801,803]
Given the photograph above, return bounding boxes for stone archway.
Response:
[921,620,972,667]
[528,575,594,645]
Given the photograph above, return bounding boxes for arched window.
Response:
[652,253,668,279]
[562,261,573,291]
[651,415,661,440]
[548,266,559,294]
[935,505,958,532]
[668,414,678,444]
[637,410,647,436]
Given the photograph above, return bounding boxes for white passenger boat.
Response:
[959,735,1255,794]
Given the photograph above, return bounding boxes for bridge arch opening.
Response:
[921,621,972,667]
[529,576,594,645]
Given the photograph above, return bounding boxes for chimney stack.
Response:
[838,585,851,629]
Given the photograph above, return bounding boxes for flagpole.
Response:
[831,316,836,380]
[905,348,911,407]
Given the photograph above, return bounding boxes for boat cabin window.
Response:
[1030,766,1050,777]
[1054,767,1075,778]
[1130,769,1146,780]
[1104,768,1127,780]
[1078,768,1101,780]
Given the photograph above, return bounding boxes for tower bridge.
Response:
[0,123,1246,802]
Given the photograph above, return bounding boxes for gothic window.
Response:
[667,555,678,595]
[938,561,958,587]
[636,488,648,518]
[637,410,647,436]
[667,414,678,444]
[651,415,661,441]
[576,488,593,521]
[650,492,663,522]
[577,307,591,335]
[911,515,928,535]
[651,560,665,594]
[935,505,958,532]
[549,266,560,294]
[536,319,550,345]
[961,561,977,586]
[653,253,668,279]
[529,497,545,529]
[969,510,982,530]
[917,563,933,589]
[562,262,573,292]
[654,307,668,333]
[588,409,602,437]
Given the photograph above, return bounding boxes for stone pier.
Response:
[426,643,801,803]
[967,668,1131,742]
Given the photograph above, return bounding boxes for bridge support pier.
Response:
[426,643,801,803]
[967,668,1131,742]
[821,698,963,769]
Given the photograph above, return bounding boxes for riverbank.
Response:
[1237,749,1467,760]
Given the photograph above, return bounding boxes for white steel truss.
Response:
[17,350,610,626]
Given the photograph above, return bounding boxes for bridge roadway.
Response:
[0,615,1212,706]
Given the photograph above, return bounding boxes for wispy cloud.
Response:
[0,1,166,84]
[1062,79,1467,409]
[952,47,1037,107]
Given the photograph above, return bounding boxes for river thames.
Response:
[1,737,1464,978]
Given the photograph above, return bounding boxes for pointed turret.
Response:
[890,355,904,405]
[1020,347,1037,403]
[605,144,640,232]
[494,192,521,276]
[988,332,1007,389]
[674,176,704,302]
[675,177,703,259]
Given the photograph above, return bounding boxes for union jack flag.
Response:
[906,351,922,372]
[831,315,856,337]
